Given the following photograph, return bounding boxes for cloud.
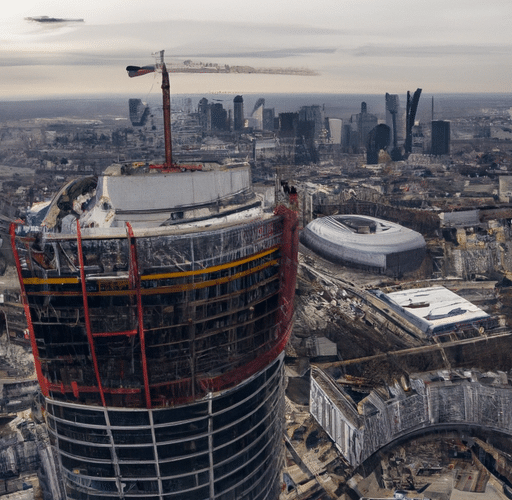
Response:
[352,44,512,58]
[0,51,143,67]
[221,22,347,37]
[153,20,347,37]
[172,47,337,59]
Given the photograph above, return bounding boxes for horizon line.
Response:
[3,91,512,102]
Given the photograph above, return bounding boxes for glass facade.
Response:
[47,355,284,499]
[13,205,298,500]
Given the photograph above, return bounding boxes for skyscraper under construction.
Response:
[12,163,298,500]
[11,54,298,500]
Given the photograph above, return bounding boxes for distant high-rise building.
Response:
[366,123,391,165]
[431,120,450,155]
[198,99,228,132]
[263,108,275,131]
[183,97,192,114]
[296,106,325,164]
[129,98,150,127]
[385,93,401,148]
[366,124,391,165]
[342,122,361,153]
[299,105,324,140]
[233,95,244,131]
[248,98,265,130]
[278,112,299,137]
[210,103,228,131]
[198,97,211,132]
[411,122,425,153]
[349,102,378,150]
[405,88,422,155]
[327,118,342,145]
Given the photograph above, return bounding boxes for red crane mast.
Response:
[126,50,201,172]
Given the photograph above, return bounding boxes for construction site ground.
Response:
[282,246,512,499]
[291,245,512,383]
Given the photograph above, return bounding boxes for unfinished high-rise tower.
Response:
[11,53,298,500]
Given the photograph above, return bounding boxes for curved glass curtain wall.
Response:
[46,354,284,500]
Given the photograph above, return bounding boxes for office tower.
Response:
[129,98,150,127]
[405,88,422,155]
[431,120,450,155]
[198,99,228,132]
[249,99,265,130]
[327,119,342,145]
[350,102,378,150]
[366,124,391,165]
[233,95,244,131]
[278,113,299,137]
[183,98,192,114]
[210,103,228,131]
[263,108,275,131]
[198,97,211,132]
[385,93,400,149]
[298,105,324,140]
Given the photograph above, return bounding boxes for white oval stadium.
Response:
[300,215,426,275]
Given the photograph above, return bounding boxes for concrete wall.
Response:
[103,166,252,211]
[311,368,512,467]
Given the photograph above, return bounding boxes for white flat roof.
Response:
[385,286,490,334]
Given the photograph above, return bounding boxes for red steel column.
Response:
[126,223,152,408]
[76,221,106,406]
[274,206,299,338]
[9,224,49,396]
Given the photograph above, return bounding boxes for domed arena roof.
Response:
[300,215,426,275]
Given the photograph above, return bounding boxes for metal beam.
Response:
[126,222,152,409]
[9,223,49,396]
[76,220,106,407]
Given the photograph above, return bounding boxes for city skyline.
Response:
[1,0,512,99]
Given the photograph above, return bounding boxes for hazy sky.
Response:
[2,0,512,99]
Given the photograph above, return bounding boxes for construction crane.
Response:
[126,50,201,173]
